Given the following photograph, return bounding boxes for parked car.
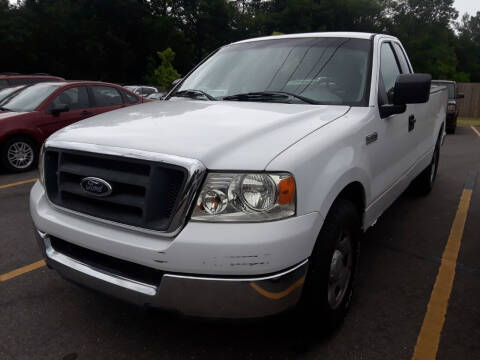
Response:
[0,73,65,90]
[0,85,26,103]
[431,80,464,134]
[124,85,158,97]
[146,92,166,100]
[0,81,145,172]
[31,33,446,328]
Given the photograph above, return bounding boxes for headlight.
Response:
[447,104,456,112]
[191,172,295,222]
[38,144,45,187]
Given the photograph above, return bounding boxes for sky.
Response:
[455,0,479,16]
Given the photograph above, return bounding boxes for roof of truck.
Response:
[233,32,396,45]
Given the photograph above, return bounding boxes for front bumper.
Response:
[35,230,308,318]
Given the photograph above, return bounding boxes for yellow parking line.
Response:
[0,260,46,282]
[412,188,473,360]
[472,126,480,137]
[0,178,37,190]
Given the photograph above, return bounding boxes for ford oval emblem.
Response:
[80,177,112,197]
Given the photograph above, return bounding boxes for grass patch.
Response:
[458,117,480,127]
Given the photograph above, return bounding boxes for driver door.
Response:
[365,41,418,222]
[41,86,93,136]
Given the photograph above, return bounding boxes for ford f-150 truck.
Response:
[30,32,447,328]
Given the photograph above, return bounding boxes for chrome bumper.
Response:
[35,230,308,318]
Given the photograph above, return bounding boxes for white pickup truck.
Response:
[30,32,447,328]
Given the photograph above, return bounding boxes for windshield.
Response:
[0,83,61,112]
[0,85,25,103]
[176,37,372,105]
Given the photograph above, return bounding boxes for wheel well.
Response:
[336,182,366,217]
[1,133,39,149]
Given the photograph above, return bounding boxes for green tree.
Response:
[145,48,181,89]
[456,12,480,81]
[386,0,459,79]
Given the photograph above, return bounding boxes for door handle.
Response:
[408,115,416,132]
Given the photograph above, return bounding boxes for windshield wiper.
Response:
[0,106,11,112]
[223,91,319,104]
[173,89,217,101]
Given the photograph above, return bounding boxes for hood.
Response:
[49,100,349,170]
[0,110,30,121]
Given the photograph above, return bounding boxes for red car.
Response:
[0,73,65,90]
[0,81,148,172]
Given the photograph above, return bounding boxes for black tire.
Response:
[446,126,456,134]
[300,199,360,332]
[0,136,38,173]
[412,140,440,195]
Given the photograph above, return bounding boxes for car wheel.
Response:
[412,140,440,195]
[300,199,360,332]
[1,136,38,173]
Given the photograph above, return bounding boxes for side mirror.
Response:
[457,92,464,99]
[380,73,431,118]
[50,103,69,116]
[171,78,183,87]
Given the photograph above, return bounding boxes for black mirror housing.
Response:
[50,103,70,115]
[393,73,431,105]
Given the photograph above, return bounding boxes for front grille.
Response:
[50,236,164,286]
[44,148,188,232]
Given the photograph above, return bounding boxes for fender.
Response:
[0,127,43,146]
[317,168,369,224]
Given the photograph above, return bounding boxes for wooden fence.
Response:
[457,82,480,118]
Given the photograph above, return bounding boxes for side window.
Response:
[392,43,411,74]
[380,42,401,104]
[51,87,90,110]
[91,86,123,106]
[143,87,156,95]
[122,90,139,104]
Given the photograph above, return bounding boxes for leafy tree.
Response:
[144,48,181,89]
[386,0,459,79]
[0,0,478,84]
[456,12,480,81]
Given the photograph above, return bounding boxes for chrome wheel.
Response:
[328,231,353,309]
[7,141,34,169]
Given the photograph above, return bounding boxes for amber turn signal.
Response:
[278,176,295,205]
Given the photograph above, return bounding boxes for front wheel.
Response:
[412,141,440,195]
[1,136,38,173]
[300,199,360,332]
[446,125,456,134]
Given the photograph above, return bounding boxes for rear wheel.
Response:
[412,140,440,195]
[300,199,360,332]
[1,136,38,173]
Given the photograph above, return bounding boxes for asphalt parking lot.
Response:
[1,126,479,360]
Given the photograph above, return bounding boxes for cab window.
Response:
[379,42,401,104]
[393,43,411,74]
